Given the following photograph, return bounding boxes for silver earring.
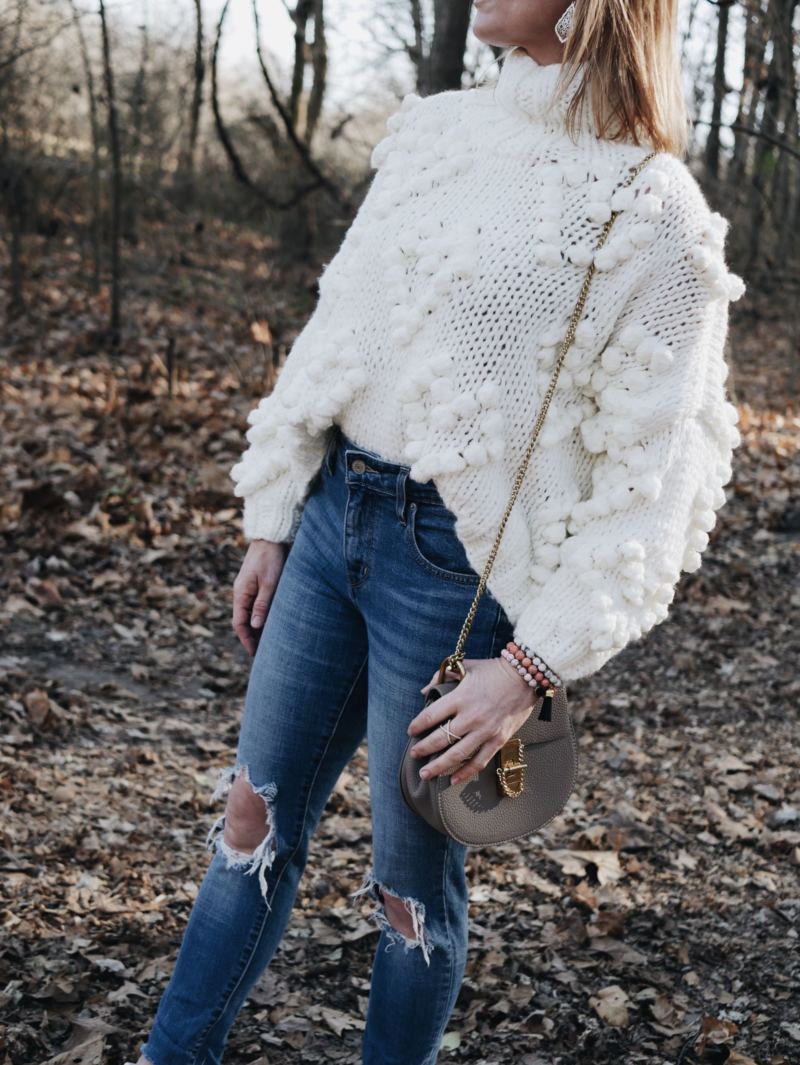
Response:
[555,1,576,44]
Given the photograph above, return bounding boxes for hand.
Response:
[406,656,537,786]
[232,539,290,655]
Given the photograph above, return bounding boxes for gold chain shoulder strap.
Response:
[443,150,658,678]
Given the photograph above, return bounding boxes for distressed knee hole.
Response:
[224,777,273,852]
[348,866,436,966]
[205,764,279,908]
[382,890,417,940]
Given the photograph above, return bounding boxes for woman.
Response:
[135,2,744,1063]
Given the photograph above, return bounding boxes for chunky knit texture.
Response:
[230,46,745,685]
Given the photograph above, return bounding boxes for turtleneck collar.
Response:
[492,45,592,136]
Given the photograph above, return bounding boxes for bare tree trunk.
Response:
[70,0,102,289]
[179,0,205,201]
[125,13,149,240]
[304,0,326,144]
[730,0,767,188]
[288,0,313,127]
[424,0,471,94]
[744,0,796,273]
[770,0,798,264]
[408,0,425,84]
[1,0,27,316]
[98,0,122,342]
[213,0,326,209]
[775,103,799,263]
[251,0,341,203]
[211,0,251,188]
[704,0,733,179]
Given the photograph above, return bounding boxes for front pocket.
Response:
[404,501,481,585]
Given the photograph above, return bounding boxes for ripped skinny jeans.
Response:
[140,424,515,1065]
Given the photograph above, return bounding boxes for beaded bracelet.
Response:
[499,640,563,723]
[498,639,558,724]
[501,640,563,689]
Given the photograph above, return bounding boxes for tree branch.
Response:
[693,116,800,163]
[211,0,325,209]
[251,0,346,208]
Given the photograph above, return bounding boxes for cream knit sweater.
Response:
[230,46,745,685]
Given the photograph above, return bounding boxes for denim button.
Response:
[351,458,366,473]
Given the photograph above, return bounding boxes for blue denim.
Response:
[141,424,515,1065]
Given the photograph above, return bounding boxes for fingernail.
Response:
[419,768,430,778]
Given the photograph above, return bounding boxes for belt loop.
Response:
[396,469,408,524]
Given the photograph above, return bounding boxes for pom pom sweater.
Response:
[230,46,745,685]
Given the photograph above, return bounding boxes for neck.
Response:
[492,44,593,137]
[515,40,565,67]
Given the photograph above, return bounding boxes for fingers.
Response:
[407,685,462,738]
[420,667,460,697]
[231,579,253,651]
[419,731,494,783]
[232,590,257,656]
[409,656,534,786]
[237,579,274,651]
[419,669,439,696]
[234,540,291,645]
[409,712,468,758]
[249,589,272,630]
[232,561,278,657]
[450,741,496,786]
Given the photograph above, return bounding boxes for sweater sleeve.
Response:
[229,92,429,543]
[230,306,333,544]
[511,180,746,685]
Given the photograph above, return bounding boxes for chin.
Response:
[472,25,515,49]
[471,12,515,49]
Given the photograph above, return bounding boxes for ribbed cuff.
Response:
[242,478,304,544]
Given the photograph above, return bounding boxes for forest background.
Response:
[0,1,798,1063]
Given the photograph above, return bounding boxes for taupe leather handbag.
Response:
[399,151,658,846]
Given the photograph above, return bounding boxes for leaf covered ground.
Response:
[1,223,798,1065]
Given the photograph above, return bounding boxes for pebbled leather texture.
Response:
[399,680,578,846]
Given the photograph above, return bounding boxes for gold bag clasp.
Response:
[496,737,527,798]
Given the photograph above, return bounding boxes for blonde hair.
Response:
[505,0,690,156]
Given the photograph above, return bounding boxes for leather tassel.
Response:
[537,686,554,721]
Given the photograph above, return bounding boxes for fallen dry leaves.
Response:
[0,226,798,1065]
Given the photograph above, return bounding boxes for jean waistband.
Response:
[324,424,446,507]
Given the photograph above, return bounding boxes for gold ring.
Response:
[439,720,462,745]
